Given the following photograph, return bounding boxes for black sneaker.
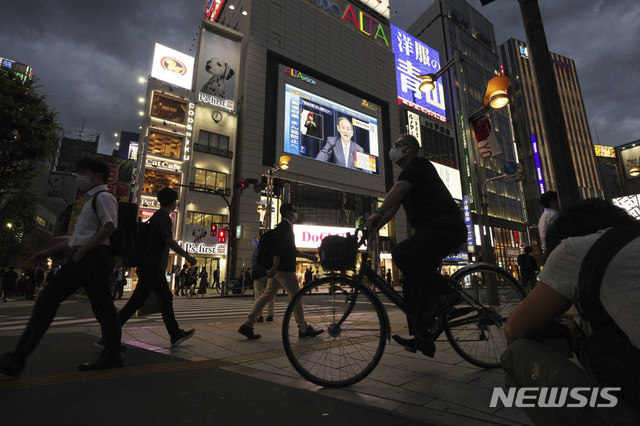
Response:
[299,326,324,338]
[392,335,436,357]
[78,353,124,371]
[265,316,274,322]
[0,352,24,378]
[170,329,195,347]
[94,339,127,352]
[238,324,261,340]
[256,316,264,323]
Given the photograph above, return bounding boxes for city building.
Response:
[52,129,99,174]
[0,56,33,83]
[406,0,527,275]
[617,139,640,195]
[500,39,603,251]
[592,144,624,200]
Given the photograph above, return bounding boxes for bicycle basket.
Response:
[318,233,359,271]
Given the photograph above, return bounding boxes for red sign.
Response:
[204,0,226,22]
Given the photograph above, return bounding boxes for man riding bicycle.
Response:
[365,134,467,356]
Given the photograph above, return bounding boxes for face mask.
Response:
[389,146,408,164]
[77,175,93,191]
[290,213,298,223]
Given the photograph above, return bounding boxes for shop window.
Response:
[148,130,183,159]
[151,92,187,124]
[188,212,224,227]
[194,130,232,158]
[193,168,227,193]
[142,169,180,196]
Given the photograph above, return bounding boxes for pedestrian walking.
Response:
[2,267,18,300]
[517,246,538,292]
[251,243,274,323]
[212,265,220,290]
[238,203,323,340]
[386,268,392,287]
[197,266,208,298]
[112,266,127,300]
[176,264,189,296]
[0,157,123,376]
[95,187,195,350]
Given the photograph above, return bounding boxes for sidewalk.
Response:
[0,298,531,425]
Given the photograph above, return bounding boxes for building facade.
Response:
[406,0,527,275]
[500,38,604,250]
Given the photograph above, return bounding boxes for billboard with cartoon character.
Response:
[195,27,240,112]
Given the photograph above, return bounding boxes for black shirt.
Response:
[397,157,461,230]
[517,253,538,275]
[273,220,298,272]
[142,208,173,271]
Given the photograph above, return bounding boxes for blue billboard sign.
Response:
[391,24,446,122]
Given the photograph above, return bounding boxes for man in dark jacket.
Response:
[517,246,538,291]
[238,203,323,340]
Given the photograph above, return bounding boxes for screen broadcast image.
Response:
[284,84,380,175]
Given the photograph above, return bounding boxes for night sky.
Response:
[2,0,638,155]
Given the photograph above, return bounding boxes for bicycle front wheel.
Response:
[282,276,387,387]
[444,264,525,368]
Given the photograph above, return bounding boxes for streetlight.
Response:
[264,155,291,230]
[417,57,457,93]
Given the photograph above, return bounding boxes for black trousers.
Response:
[118,267,180,337]
[392,220,467,334]
[14,245,121,358]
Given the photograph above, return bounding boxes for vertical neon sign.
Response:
[530,134,545,194]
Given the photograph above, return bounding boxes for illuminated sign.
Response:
[431,161,462,200]
[594,144,616,158]
[530,134,545,194]
[391,24,446,122]
[463,196,474,253]
[184,225,228,255]
[619,145,640,179]
[198,92,234,111]
[406,111,421,141]
[351,0,390,19]
[519,45,528,58]
[361,99,378,111]
[293,225,364,250]
[145,158,182,171]
[128,142,139,160]
[204,0,226,22]
[612,194,640,220]
[460,110,475,210]
[151,44,195,90]
[183,102,196,160]
[284,67,316,85]
[310,0,389,47]
[184,242,228,255]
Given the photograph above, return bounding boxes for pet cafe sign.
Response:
[309,0,390,48]
[183,225,227,256]
[198,92,234,112]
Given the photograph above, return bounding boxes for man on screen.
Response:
[316,117,364,169]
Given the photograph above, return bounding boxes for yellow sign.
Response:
[594,144,616,158]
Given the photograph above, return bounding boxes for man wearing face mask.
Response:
[1,157,122,376]
[238,203,323,340]
[365,134,467,356]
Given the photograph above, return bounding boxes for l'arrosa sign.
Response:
[310,0,389,47]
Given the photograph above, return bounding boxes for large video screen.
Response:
[284,84,380,175]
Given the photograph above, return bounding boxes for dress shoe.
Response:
[299,326,324,338]
[0,352,25,377]
[238,324,261,340]
[94,339,127,352]
[392,334,435,357]
[170,329,195,347]
[78,354,123,371]
[265,316,274,322]
[256,316,264,323]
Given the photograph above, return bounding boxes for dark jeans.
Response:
[118,267,180,337]
[392,220,467,334]
[520,273,537,291]
[14,245,121,358]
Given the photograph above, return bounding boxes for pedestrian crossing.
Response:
[0,298,292,332]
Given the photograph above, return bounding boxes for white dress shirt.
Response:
[67,185,118,249]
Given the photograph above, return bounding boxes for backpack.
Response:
[92,190,144,267]
[577,226,640,408]
[256,228,278,270]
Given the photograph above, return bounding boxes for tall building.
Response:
[592,144,624,200]
[0,57,33,83]
[407,0,527,273]
[500,38,603,239]
[53,129,99,174]
[617,139,640,195]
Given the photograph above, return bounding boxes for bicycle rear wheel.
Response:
[443,264,525,368]
[282,276,387,387]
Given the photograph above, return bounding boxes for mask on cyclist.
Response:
[389,146,409,164]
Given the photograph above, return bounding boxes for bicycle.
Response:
[281,229,526,387]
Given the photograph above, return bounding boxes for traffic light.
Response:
[234,180,247,189]
[217,228,226,243]
[210,224,217,236]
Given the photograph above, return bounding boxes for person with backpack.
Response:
[95,187,196,350]
[0,157,122,376]
[502,199,640,424]
[238,203,323,340]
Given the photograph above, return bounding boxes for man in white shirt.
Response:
[0,157,122,377]
[537,191,559,262]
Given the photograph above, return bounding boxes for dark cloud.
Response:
[2,0,638,155]
[392,0,640,146]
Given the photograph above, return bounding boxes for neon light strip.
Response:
[530,134,545,194]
